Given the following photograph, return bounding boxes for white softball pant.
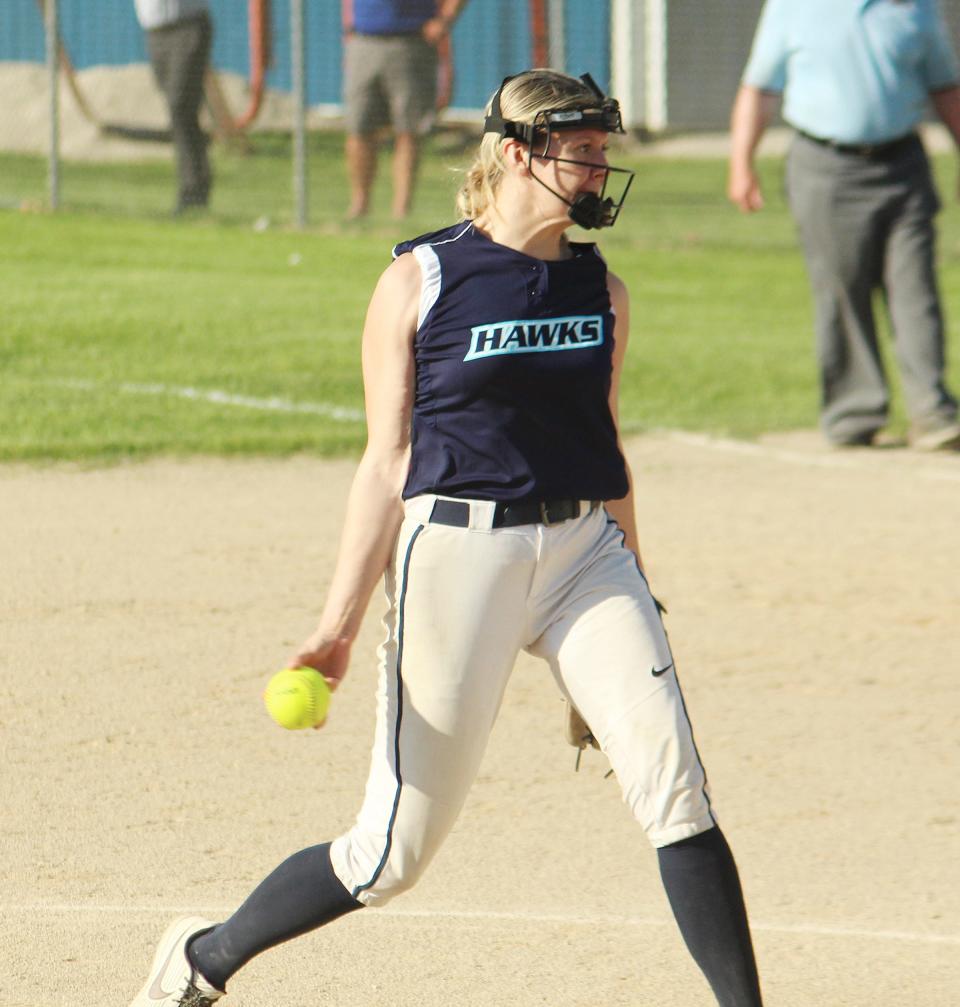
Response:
[330,496,717,907]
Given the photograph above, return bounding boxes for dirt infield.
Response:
[1,432,958,1006]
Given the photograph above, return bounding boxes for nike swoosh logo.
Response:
[651,662,673,677]
[148,922,193,1001]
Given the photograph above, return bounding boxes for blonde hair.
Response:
[455,69,601,220]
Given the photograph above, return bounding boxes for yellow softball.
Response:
[263,667,331,730]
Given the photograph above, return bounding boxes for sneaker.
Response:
[910,422,960,452]
[130,916,223,1006]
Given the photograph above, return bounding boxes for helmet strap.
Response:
[525,151,633,230]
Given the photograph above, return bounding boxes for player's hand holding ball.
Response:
[264,630,352,731]
[264,667,332,730]
[292,630,353,690]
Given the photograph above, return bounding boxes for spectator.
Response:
[343,0,467,220]
[728,0,960,451]
[134,0,213,214]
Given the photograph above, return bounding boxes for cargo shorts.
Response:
[343,32,438,136]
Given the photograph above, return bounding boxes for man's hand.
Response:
[727,162,765,212]
[421,16,449,45]
[929,85,960,201]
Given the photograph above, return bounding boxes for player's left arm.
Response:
[602,270,645,573]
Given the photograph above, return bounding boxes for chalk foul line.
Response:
[660,429,960,484]
[3,902,957,946]
[47,378,365,424]
[39,380,960,483]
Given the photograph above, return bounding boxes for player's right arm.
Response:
[291,253,420,689]
[727,85,780,213]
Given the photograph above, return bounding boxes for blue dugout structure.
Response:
[2,0,611,115]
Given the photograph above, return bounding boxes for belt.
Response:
[351,30,423,39]
[795,129,918,158]
[428,497,600,529]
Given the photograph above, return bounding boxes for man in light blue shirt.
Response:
[728,0,960,450]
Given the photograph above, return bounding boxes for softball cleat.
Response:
[130,915,223,1006]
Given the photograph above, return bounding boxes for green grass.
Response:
[3,132,960,461]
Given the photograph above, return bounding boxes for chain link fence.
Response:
[3,0,606,220]
[4,0,960,219]
[2,0,332,217]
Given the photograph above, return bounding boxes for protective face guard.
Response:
[483,73,635,229]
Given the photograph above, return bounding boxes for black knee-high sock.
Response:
[188,842,362,991]
[657,827,763,1007]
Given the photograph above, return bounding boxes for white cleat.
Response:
[130,915,223,1006]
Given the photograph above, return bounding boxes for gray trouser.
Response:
[785,133,957,442]
[147,11,212,208]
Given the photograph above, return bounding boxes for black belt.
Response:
[352,30,423,39]
[795,129,918,159]
[429,497,600,529]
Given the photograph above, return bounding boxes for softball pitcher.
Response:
[130,69,764,1007]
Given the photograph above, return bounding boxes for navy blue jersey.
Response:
[393,222,629,503]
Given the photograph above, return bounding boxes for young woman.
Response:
[131,69,764,1007]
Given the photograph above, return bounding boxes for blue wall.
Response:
[2,0,610,111]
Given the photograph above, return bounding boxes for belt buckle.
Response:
[539,500,577,526]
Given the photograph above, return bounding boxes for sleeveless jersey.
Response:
[393,222,629,503]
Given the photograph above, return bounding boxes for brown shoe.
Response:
[829,430,879,448]
[910,422,960,452]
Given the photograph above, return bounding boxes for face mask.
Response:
[483,73,635,229]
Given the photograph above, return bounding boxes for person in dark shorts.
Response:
[343,0,467,219]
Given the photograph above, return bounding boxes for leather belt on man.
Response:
[795,129,918,158]
[428,497,601,529]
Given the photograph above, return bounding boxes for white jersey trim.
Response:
[409,222,473,330]
[412,245,442,330]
